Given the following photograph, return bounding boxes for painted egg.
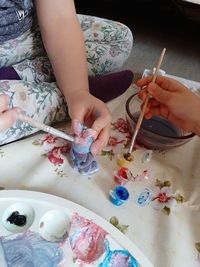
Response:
[2,202,35,233]
[39,209,70,242]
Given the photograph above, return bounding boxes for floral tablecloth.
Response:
[0,77,200,267]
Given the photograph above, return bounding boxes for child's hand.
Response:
[137,75,200,135]
[0,95,21,131]
[66,91,112,155]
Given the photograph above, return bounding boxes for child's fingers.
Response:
[91,108,111,137]
[91,125,110,155]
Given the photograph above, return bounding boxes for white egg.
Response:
[39,209,70,242]
[2,202,35,233]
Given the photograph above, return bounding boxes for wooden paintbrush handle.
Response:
[135,97,149,132]
[127,48,166,156]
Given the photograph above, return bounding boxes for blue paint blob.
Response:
[0,231,63,267]
[116,186,129,200]
[99,241,139,267]
[109,186,129,206]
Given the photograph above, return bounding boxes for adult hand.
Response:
[0,94,21,132]
[66,91,112,155]
[137,75,200,135]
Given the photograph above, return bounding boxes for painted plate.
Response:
[0,190,153,267]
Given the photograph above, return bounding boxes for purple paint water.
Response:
[133,113,181,137]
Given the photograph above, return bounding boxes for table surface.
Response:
[1,74,200,267]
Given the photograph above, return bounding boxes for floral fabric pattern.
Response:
[32,132,71,177]
[0,14,133,145]
[79,15,133,76]
[136,179,184,215]
[0,80,67,145]
[102,118,131,159]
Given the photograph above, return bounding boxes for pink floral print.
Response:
[137,179,184,215]
[47,145,70,166]
[112,118,129,133]
[33,134,71,166]
[151,186,176,211]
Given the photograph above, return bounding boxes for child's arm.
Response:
[35,0,88,99]
[35,0,111,154]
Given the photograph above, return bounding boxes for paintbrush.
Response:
[18,113,75,143]
[124,48,166,160]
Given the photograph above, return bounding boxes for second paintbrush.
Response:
[124,47,166,160]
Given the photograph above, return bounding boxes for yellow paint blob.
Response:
[117,152,134,168]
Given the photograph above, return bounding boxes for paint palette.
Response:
[0,190,153,267]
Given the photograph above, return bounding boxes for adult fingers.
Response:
[148,105,170,119]
[154,76,184,92]
[150,106,185,132]
[144,110,153,119]
[0,94,9,113]
[138,89,148,101]
[136,76,153,87]
[147,82,172,104]
[0,108,20,131]
[148,98,160,107]
[137,75,181,92]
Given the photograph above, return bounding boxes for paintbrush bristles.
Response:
[124,48,166,159]
[123,152,131,161]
